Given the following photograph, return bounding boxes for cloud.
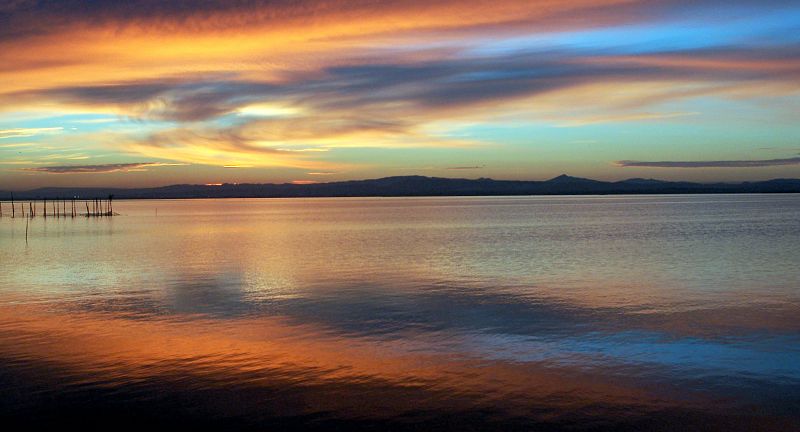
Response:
[126,127,347,170]
[8,42,799,126]
[0,142,36,148]
[3,1,796,46]
[614,157,800,168]
[1,0,799,183]
[0,1,652,43]
[3,42,794,169]
[2,0,668,97]
[446,165,484,170]
[555,111,699,127]
[0,127,63,139]
[6,79,278,122]
[22,162,184,174]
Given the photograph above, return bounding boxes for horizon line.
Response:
[3,174,800,193]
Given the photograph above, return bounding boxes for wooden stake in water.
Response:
[25,216,29,245]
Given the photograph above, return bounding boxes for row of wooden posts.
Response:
[0,194,114,218]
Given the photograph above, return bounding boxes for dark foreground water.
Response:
[1,195,799,431]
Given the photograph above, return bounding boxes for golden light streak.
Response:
[237,103,302,117]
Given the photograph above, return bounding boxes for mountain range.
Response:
[4,175,800,199]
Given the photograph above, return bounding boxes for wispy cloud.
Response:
[22,162,185,174]
[615,157,800,168]
[0,127,63,139]
[126,127,348,170]
[446,165,484,170]
[0,142,36,148]
[555,112,699,127]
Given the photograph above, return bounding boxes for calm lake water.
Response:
[1,195,799,431]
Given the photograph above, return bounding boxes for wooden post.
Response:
[11,192,14,218]
[85,201,89,217]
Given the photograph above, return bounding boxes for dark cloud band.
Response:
[22,162,176,174]
[615,157,800,168]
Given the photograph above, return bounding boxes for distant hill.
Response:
[4,175,800,199]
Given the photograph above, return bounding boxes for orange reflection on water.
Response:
[0,300,688,419]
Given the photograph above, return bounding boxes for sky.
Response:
[0,0,799,190]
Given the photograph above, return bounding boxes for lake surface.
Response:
[1,195,799,431]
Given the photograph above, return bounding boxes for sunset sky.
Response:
[1,0,799,189]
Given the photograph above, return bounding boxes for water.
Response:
[1,195,799,431]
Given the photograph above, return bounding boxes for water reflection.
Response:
[1,195,799,430]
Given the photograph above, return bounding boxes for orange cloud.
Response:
[0,1,639,93]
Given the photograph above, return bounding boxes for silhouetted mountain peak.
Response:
[546,174,598,184]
